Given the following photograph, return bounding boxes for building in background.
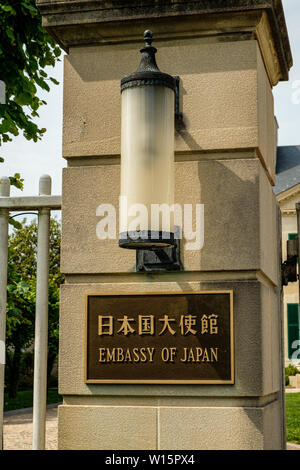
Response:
[275,146,300,365]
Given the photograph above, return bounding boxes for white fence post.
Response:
[0,177,10,450]
[32,175,51,450]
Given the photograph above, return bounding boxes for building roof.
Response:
[274,146,300,195]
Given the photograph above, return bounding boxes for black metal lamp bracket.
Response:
[136,239,183,273]
[174,76,183,131]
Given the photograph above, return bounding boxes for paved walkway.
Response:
[287,443,300,450]
[3,405,58,450]
[3,404,300,450]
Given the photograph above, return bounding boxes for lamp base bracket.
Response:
[136,239,182,272]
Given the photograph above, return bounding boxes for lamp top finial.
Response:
[144,30,153,47]
[120,28,176,93]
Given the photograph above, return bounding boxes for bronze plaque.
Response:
[85,291,234,384]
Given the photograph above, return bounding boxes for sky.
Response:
[273,0,300,147]
[0,0,299,199]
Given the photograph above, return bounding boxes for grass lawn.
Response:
[4,388,62,412]
[286,393,300,445]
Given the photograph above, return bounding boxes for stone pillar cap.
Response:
[37,0,292,84]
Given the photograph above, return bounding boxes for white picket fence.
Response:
[0,175,61,450]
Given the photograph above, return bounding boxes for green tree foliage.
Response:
[285,364,300,377]
[0,0,61,149]
[6,218,63,398]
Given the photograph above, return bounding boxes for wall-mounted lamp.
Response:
[119,31,182,271]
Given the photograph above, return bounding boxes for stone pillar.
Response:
[38,0,292,450]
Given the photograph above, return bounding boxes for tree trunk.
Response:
[8,345,22,399]
[47,352,57,389]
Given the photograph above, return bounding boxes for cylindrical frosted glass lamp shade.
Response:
[119,84,175,249]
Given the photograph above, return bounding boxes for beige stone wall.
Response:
[59,280,280,397]
[282,215,298,365]
[61,156,278,283]
[278,189,300,365]
[57,22,286,450]
[63,39,276,182]
[58,398,281,450]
